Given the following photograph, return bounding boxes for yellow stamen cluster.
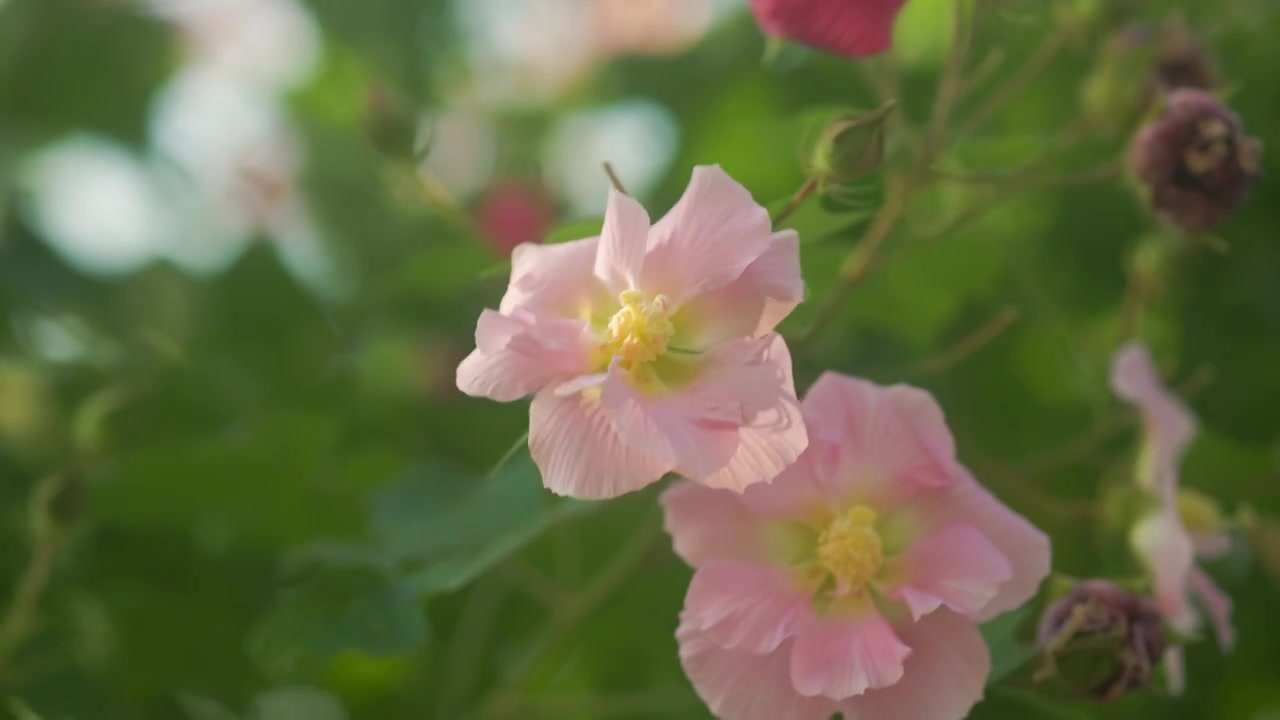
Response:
[604,289,674,366]
[817,505,883,591]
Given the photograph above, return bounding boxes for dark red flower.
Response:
[474,182,556,258]
[1129,89,1262,232]
[750,0,909,58]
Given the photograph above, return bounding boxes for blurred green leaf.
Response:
[983,604,1039,686]
[250,687,347,720]
[545,217,603,245]
[373,448,589,595]
[250,561,427,675]
[178,694,241,720]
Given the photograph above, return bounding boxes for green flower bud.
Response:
[807,101,895,188]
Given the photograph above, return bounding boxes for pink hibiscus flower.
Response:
[457,166,807,499]
[750,0,909,58]
[661,372,1050,720]
[1111,342,1235,691]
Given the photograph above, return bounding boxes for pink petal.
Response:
[1110,342,1198,497]
[675,230,804,349]
[749,0,908,58]
[1130,510,1196,632]
[739,446,829,519]
[601,335,806,490]
[642,166,776,306]
[1164,646,1186,695]
[799,373,958,506]
[678,627,839,720]
[500,235,605,316]
[840,609,989,720]
[697,336,809,492]
[683,560,812,654]
[528,387,673,499]
[910,467,1051,622]
[456,310,592,401]
[600,365,737,479]
[1187,565,1235,651]
[885,524,1013,621]
[593,187,650,294]
[789,607,911,700]
[660,481,764,566]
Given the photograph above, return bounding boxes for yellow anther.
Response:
[1177,489,1224,534]
[604,290,674,365]
[817,505,883,591]
[1184,118,1231,175]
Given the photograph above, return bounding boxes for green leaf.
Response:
[250,687,347,720]
[177,694,240,720]
[372,448,590,596]
[976,686,1095,720]
[982,604,1038,687]
[249,560,428,675]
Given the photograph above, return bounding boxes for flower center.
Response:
[1183,118,1232,175]
[817,505,883,590]
[604,289,674,366]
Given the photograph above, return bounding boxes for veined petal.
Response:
[529,387,673,499]
[840,609,989,720]
[683,560,811,654]
[1187,565,1235,651]
[500,235,606,317]
[1110,342,1198,498]
[678,627,839,720]
[884,524,1013,621]
[643,165,776,306]
[594,187,651,294]
[789,606,911,700]
[749,0,908,58]
[674,230,803,349]
[908,467,1051,622]
[660,481,765,566]
[1130,509,1196,632]
[456,310,593,401]
[800,373,958,506]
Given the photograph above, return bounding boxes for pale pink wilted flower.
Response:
[661,372,1050,720]
[1111,342,1234,692]
[457,166,807,499]
[750,0,909,58]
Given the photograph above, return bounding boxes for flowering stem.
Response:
[0,475,72,687]
[798,172,912,349]
[480,508,663,719]
[952,26,1071,141]
[919,0,975,168]
[910,306,1019,376]
[603,162,629,195]
[771,175,819,227]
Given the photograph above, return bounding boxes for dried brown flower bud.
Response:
[1152,18,1216,92]
[1129,89,1262,232]
[1036,580,1167,702]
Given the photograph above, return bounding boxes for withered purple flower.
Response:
[1129,89,1262,232]
[1036,580,1167,702]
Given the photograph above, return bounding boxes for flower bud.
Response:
[807,101,894,188]
[1036,580,1167,702]
[1129,89,1262,232]
[1151,17,1217,92]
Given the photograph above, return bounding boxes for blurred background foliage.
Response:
[0,0,1278,718]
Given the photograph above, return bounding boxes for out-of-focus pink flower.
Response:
[661,372,1050,720]
[474,182,557,258]
[1111,342,1234,692]
[750,0,909,58]
[457,166,807,499]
